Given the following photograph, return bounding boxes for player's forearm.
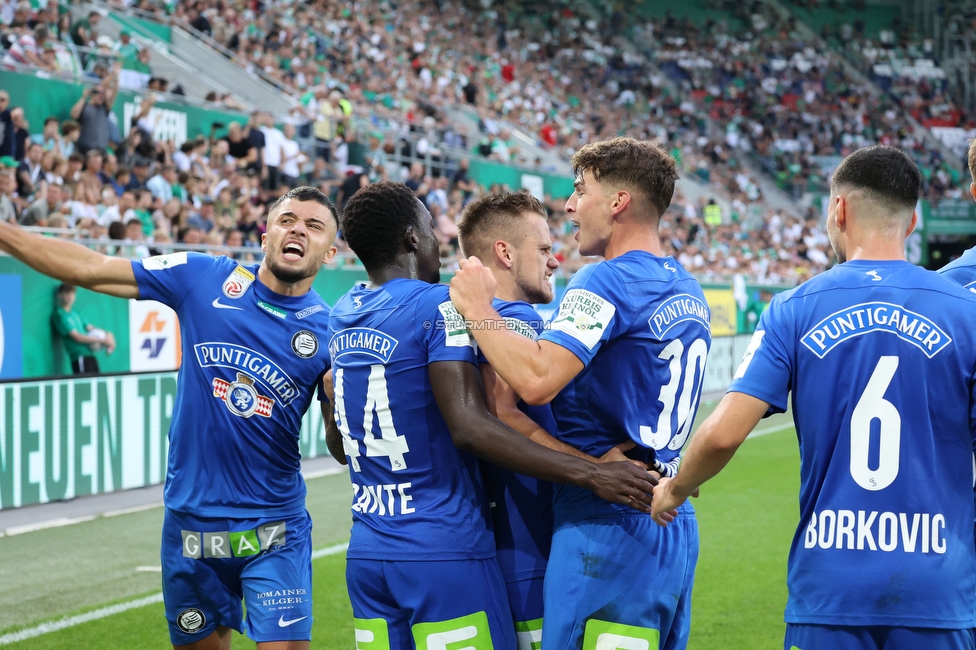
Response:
[498,406,591,461]
[465,305,553,403]
[322,401,347,465]
[0,221,135,291]
[454,415,598,487]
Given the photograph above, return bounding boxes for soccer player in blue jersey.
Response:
[938,138,976,289]
[327,181,658,650]
[653,146,976,650]
[457,190,598,649]
[451,138,709,650]
[0,186,339,650]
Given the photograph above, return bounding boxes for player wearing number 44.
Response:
[451,137,710,650]
[653,146,976,650]
[324,181,656,650]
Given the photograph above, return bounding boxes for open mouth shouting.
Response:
[282,240,306,262]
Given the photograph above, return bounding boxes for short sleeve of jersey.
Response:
[416,287,478,365]
[538,263,624,367]
[131,252,216,310]
[51,310,77,337]
[477,301,541,364]
[727,294,793,413]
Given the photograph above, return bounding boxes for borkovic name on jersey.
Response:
[730,260,976,629]
[132,252,331,519]
[329,279,495,561]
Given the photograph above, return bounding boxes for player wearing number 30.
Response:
[653,146,976,650]
[328,182,657,650]
[451,138,709,650]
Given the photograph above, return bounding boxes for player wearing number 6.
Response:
[451,138,709,650]
[653,146,976,650]
[328,182,658,649]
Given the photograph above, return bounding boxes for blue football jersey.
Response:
[329,279,495,561]
[539,252,711,518]
[730,259,976,628]
[131,252,331,518]
[939,247,976,293]
[479,298,557,582]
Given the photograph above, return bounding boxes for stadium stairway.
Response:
[71,2,296,114]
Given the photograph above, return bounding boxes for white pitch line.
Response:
[0,593,164,645]
[0,542,350,645]
[135,566,162,573]
[302,466,347,481]
[103,502,164,518]
[746,421,794,440]
[4,515,96,537]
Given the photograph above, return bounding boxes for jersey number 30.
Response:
[850,356,900,491]
[640,338,708,452]
[334,366,410,473]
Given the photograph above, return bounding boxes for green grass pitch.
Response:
[0,413,799,649]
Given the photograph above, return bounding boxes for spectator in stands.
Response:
[188,196,216,232]
[186,5,212,37]
[20,182,61,226]
[0,163,18,224]
[405,161,429,203]
[147,163,176,203]
[0,92,12,158]
[223,122,256,172]
[1,107,29,162]
[71,78,119,155]
[52,283,115,376]
[452,158,476,202]
[112,29,139,61]
[78,149,103,200]
[69,10,101,48]
[259,112,285,191]
[123,217,151,258]
[16,141,43,198]
[3,25,54,71]
[58,120,80,159]
[279,123,305,189]
[127,158,151,192]
[31,117,60,152]
[98,153,117,187]
[244,111,265,177]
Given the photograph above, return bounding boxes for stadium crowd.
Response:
[20,0,972,284]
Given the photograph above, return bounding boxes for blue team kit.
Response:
[731,260,976,636]
[132,252,331,644]
[537,251,711,650]
[330,279,516,648]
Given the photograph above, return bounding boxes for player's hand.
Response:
[449,256,496,318]
[598,441,643,467]
[587,461,657,513]
[651,476,684,527]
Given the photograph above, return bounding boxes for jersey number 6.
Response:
[850,356,900,491]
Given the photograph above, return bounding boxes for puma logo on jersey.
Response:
[866,271,882,282]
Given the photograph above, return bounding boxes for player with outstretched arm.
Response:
[0,186,339,650]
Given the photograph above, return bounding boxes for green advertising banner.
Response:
[0,70,247,149]
[0,370,331,510]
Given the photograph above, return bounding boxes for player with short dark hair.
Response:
[653,145,976,650]
[328,181,657,649]
[0,186,339,650]
[451,137,709,649]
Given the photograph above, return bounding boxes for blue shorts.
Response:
[785,624,975,650]
[161,508,313,646]
[542,504,698,650]
[506,576,544,650]
[347,557,516,649]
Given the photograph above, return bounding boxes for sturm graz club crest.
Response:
[177,607,206,634]
[291,330,318,359]
[212,372,275,418]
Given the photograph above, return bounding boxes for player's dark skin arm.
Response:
[321,371,347,464]
[430,360,656,511]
